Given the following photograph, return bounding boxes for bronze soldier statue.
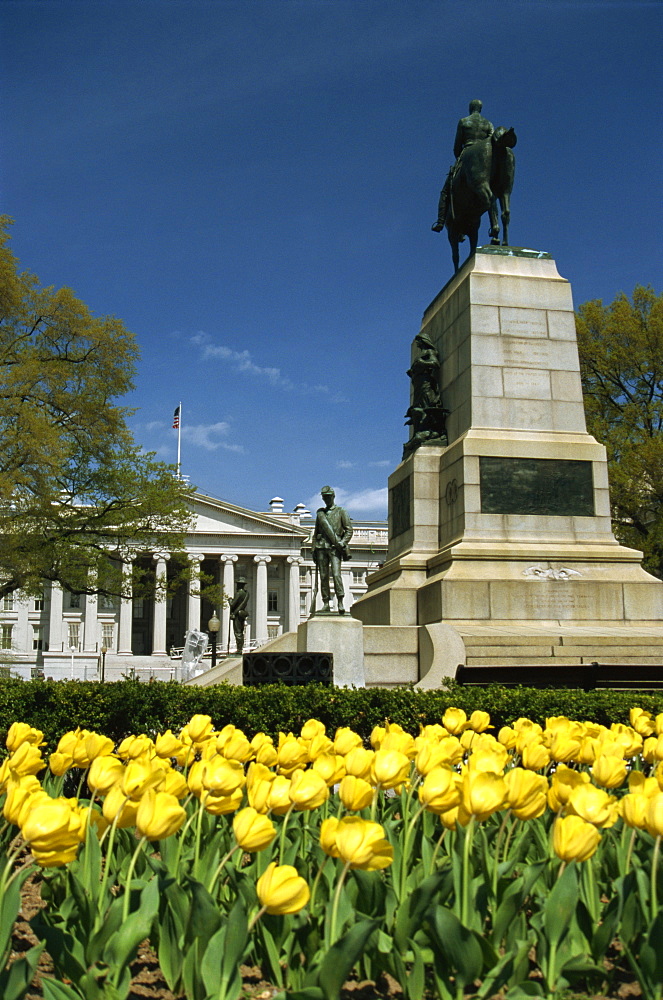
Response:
[311,486,353,615]
[432,99,494,232]
[228,576,249,653]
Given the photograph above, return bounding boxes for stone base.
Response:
[297,615,365,687]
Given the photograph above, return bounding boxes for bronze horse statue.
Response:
[443,126,516,272]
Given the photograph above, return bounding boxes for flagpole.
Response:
[177,401,182,478]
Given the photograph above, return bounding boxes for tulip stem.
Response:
[428,826,448,876]
[370,787,379,823]
[624,826,637,875]
[401,803,424,901]
[248,904,267,932]
[193,796,206,878]
[99,799,128,912]
[651,834,661,923]
[279,803,295,864]
[492,809,511,898]
[329,859,352,945]
[460,817,475,926]
[122,835,147,922]
[309,855,329,914]
[206,842,240,894]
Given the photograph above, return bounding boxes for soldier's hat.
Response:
[237,576,247,584]
[320,485,335,495]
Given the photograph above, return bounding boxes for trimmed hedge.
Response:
[1,679,662,747]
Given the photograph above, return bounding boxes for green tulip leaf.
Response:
[184,876,222,942]
[543,863,578,951]
[42,981,83,1000]
[429,906,483,988]
[393,869,450,951]
[0,941,45,1000]
[317,918,378,1000]
[105,877,158,973]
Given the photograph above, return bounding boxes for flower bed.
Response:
[1,707,663,1000]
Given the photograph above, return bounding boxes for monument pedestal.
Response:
[353,248,663,675]
[297,614,366,688]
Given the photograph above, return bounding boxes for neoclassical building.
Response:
[0,492,387,681]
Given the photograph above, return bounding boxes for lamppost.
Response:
[100,643,108,683]
[208,613,220,669]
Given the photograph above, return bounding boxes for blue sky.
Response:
[2,0,662,520]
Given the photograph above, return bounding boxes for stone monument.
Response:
[352,246,663,676]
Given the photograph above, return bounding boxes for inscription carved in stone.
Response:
[391,477,411,538]
[480,457,595,516]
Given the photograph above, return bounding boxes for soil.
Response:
[8,875,641,1000]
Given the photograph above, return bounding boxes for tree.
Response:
[0,216,194,601]
[576,285,663,577]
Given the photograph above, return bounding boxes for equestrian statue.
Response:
[432,100,516,272]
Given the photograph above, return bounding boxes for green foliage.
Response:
[576,285,663,577]
[0,216,193,600]
[0,678,661,747]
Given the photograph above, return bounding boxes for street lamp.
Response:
[208,613,220,669]
[100,643,108,683]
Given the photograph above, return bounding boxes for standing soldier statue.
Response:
[228,576,249,653]
[311,486,353,615]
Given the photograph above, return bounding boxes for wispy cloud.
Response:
[369,460,391,468]
[306,486,388,518]
[183,422,245,453]
[336,460,355,469]
[191,332,348,402]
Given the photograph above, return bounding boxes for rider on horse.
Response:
[432,99,494,232]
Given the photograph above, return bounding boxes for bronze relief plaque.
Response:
[391,476,411,537]
[480,457,595,516]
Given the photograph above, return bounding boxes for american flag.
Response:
[172,405,180,429]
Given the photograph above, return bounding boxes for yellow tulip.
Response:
[158,768,188,799]
[370,749,410,790]
[154,730,185,758]
[21,797,84,859]
[84,733,115,762]
[201,756,246,796]
[136,789,186,840]
[504,768,548,820]
[276,737,309,776]
[608,724,642,759]
[576,737,601,765]
[380,731,416,758]
[418,766,462,815]
[645,793,663,837]
[459,770,507,824]
[256,862,310,915]
[333,727,363,756]
[549,732,583,764]
[553,814,601,862]
[369,725,386,749]
[497,726,517,750]
[300,719,326,741]
[221,731,254,763]
[247,762,276,789]
[468,710,491,733]
[320,816,341,857]
[6,722,45,752]
[116,734,155,760]
[520,740,551,771]
[442,708,467,736]
[233,807,277,851]
[203,787,244,815]
[547,765,589,812]
[3,778,47,826]
[102,784,139,828]
[48,751,74,777]
[466,748,507,775]
[121,758,162,800]
[87,755,124,795]
[183,714,214,743]
[415,741,450,776]
[247,778,273,813]
[289,768,329,811]
[620,793,649,829]
[338,775,374,811]
[343,747,374,779]
[255,742,278,767]
[8,742,45,777]
[266,775,293,815]
[334,816,394,871]
[591,754,627,789]
[655,713,663,736]
[630,707,655,737]
[307,732,335,760]
[250,732,274,753]
[567,783,619,828]
[312,753,346,786]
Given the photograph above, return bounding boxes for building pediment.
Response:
[188,493,310,539]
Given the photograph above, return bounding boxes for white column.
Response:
[187,553,205,635]
[48,583,63,653]
[83,590,98,651]
[118,560,133,655]
[221,554,237,651]
[253,555,271,646]
[343,569,355,609]
[287,556,302,632]
[152,552,170,656]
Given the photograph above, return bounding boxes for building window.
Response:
[100,594,116,610]
[102,623,114,649]
[267,624,279,640]
[68,592,81,609]
[2,595,14,611]
[299,567,308,581]
[132,599,144,619]
[267,591,278,613]
[352,570,365,585]
[32,626,43,651]
[300,593,308,615]
[67,623,80,650]
[33,597,44,612]
[1,625,12,650]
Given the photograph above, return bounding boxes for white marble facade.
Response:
[0,492,387,680]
